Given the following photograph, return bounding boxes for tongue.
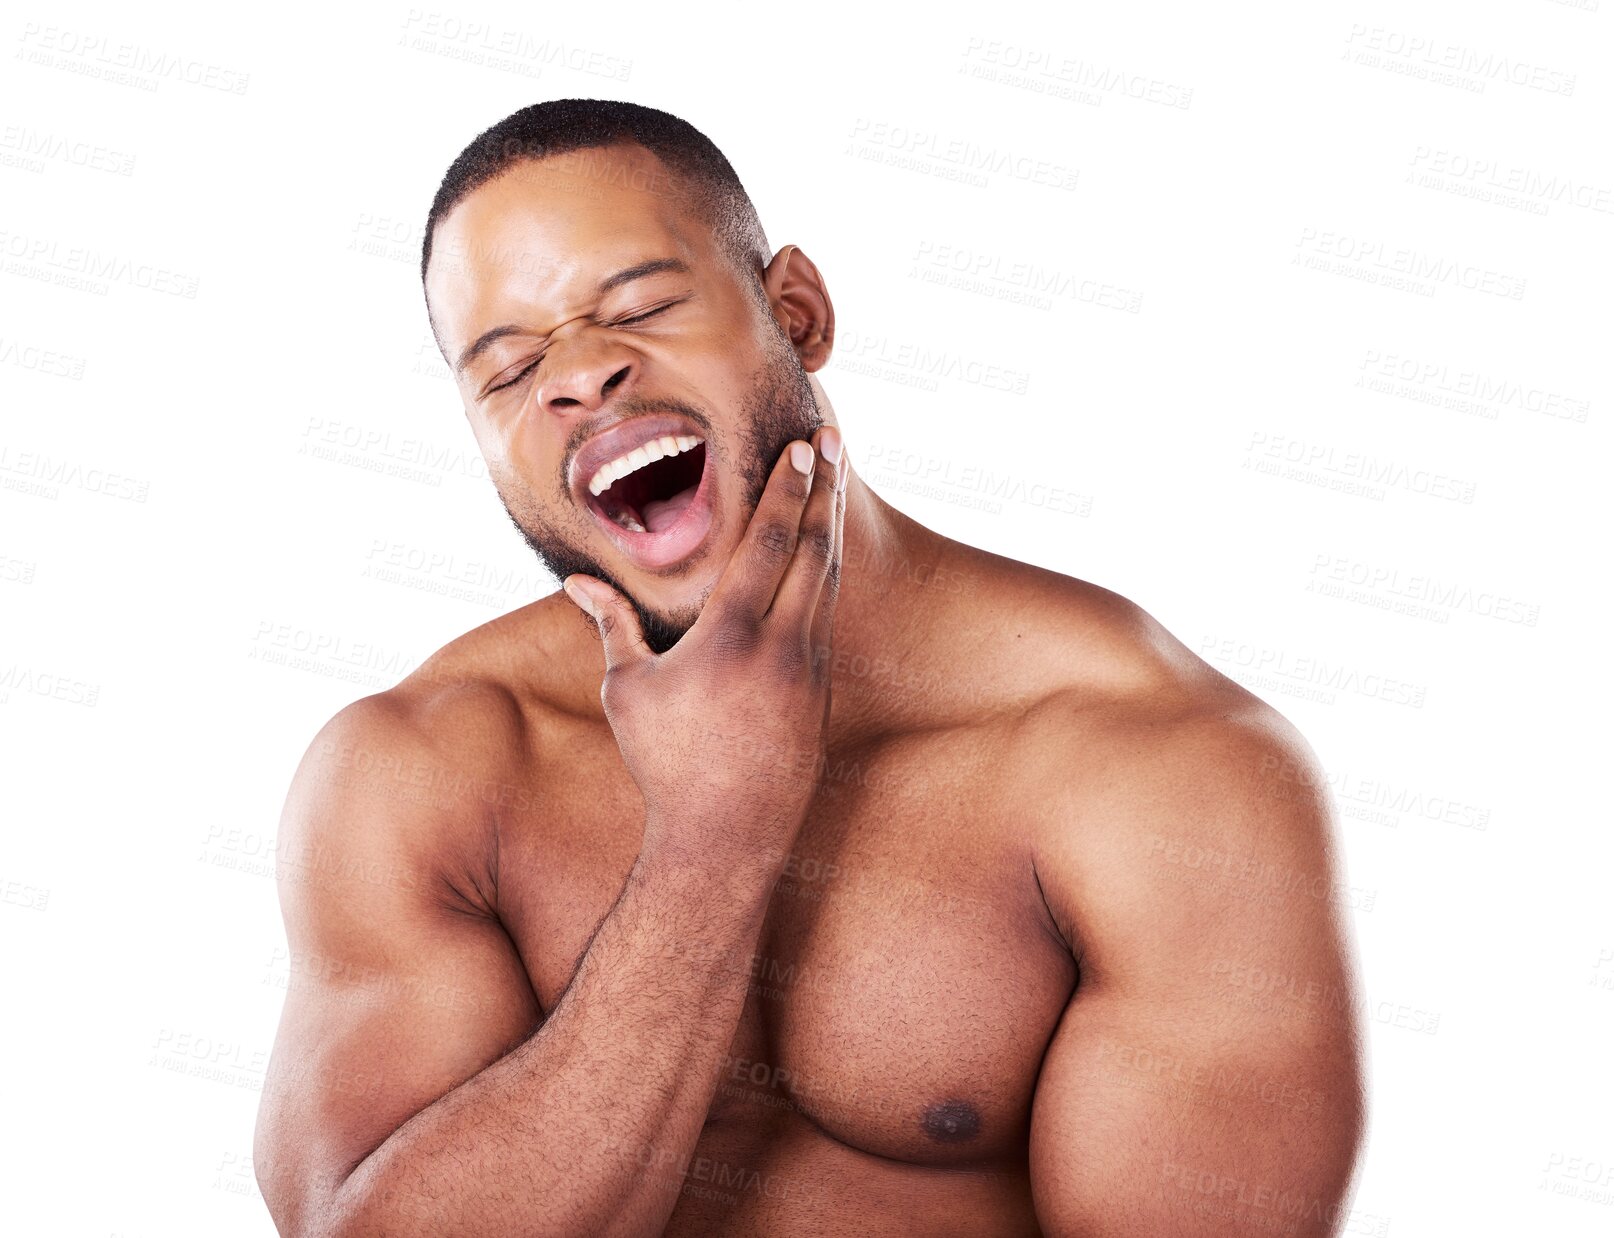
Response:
[640,485,697,534]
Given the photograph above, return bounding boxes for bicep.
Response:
[254,701,542,1233]
[1030,983,1362,1236]
[1029,712,1366,1236]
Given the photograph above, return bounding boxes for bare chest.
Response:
[494,728,1077,1168]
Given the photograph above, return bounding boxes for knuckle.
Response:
[701,597,739,631]
[800,523,833,564]
[773,650,808,683]
[771,635,809,679]
[710,608,763,659]
[602,659,642,692]
[822,558,842,595]
[754,522,797,559]
[774,470,813,503]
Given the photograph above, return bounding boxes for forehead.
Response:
[426,143,710,348]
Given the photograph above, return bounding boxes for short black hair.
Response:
[420,98,771,300]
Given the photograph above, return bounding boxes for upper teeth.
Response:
[587,434,702,497]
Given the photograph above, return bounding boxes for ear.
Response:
[760,245,835,373]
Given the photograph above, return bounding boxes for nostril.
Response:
[602,365,630,395]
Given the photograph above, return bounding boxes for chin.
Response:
[626,592,705,655]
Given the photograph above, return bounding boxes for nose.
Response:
[535,324,636,418]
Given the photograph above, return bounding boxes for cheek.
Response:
[478,410,562,498]
[463,405,515,470]
[666,315,767,403]
[483,438,558,525]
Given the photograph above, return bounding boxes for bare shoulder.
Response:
[973,564,1354,1007]
[950,548,1342,915]
[364,588,601,764]
[280,592,591,913]
[390,588,598,721]
[945,541,1259,721]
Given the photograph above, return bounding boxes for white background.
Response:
[2,1,1609,1234]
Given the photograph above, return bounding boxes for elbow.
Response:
[261,1179,371,1238]
[306,1177,385,1238]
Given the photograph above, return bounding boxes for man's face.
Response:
[425,143,822,652]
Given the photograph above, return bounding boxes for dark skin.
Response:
[254,141,1367,1236]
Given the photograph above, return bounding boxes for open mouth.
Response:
[587,435,707,533]
[576,426,716,571]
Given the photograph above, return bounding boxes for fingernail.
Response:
[563,577,598,619]
[790,441,814,474]
[819,426,843,465]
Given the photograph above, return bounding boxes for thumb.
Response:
[563,575,652,670]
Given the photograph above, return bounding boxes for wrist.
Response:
[637,808,797,895]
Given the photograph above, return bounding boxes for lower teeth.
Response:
[615,513,646,533]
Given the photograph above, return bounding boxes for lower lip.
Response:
[586,453,715,572]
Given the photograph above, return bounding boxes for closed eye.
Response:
[488,358,541,393]
[485,303,679,394]
[616,302,674,326]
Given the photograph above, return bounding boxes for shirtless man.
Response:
[254,100,1366,1236]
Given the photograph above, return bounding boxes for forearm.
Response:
[324,841,777,1238]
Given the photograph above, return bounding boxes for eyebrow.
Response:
[453,256,692,376]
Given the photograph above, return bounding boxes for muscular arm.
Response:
[256,429,845,1237]
[1028,699,1367,1237]
[254,693,777,1238]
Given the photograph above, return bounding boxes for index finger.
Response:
[770,425,844,635]
[809,442,846,664]
[700,439,816,626]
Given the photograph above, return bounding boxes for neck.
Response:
[834,473,936,637]
[817,470,956,740]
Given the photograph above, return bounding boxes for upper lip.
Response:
[568,412,706,508]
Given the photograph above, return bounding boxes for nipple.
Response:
[920,1099,982,1143]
